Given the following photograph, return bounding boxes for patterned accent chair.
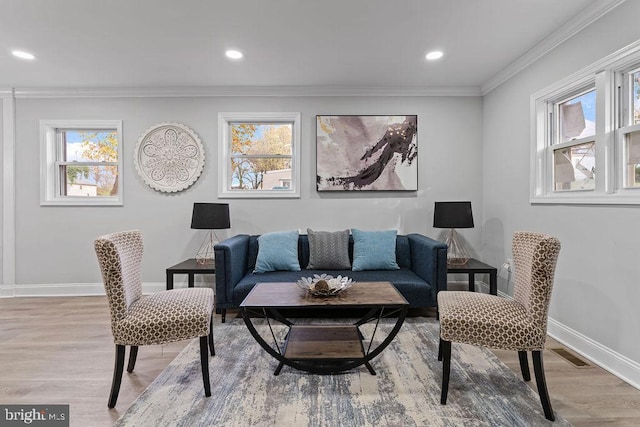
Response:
[94,230,215,408]
[437,231,561,421]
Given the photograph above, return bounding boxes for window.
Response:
[40,120,123,205]
[531,40,640,204]
[553,88,596,191]
[218,112,301,198]
[620,68,640,188]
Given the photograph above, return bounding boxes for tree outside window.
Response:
[63,130,119,196]
[229,123,293,190]
[40,119,123,206]
[218,112,300,199]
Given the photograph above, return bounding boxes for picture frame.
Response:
[316,115,417,191]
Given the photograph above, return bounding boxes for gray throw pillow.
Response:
[307,229,351,270]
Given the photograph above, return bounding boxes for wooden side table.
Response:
[166,258,215,290]
[446,258,497,295]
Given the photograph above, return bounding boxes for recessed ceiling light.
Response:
[425,51,443,61]
[12,50,35,60]
[225,50,243,60]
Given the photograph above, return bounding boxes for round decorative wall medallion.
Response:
[134,122,205,193]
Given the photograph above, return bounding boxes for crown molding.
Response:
[481,0,627,95]
[5,1,626,100]
[12,85,482,99]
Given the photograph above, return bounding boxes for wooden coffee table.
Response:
[240,281,409,375]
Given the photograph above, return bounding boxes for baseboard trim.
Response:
[0,285,15,298]
[0,282,168,297]
[547,318,640,391]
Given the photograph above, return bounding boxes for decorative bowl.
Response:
[296,274,354,297]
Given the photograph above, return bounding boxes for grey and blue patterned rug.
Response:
[115,317,569,426]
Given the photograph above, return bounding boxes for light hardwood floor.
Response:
[1,296,639,426]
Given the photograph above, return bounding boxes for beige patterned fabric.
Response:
[94,230,214,346]
[438,231,561,351]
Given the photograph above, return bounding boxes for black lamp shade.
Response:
[433,201,474,229]
[191,203,230,229]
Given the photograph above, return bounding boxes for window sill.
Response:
[530,193,640,205]
[40,198,123,206]
[218,190,300,199]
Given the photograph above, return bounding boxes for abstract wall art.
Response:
[316,115,417,191]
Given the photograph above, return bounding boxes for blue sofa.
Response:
[214,233,447,322]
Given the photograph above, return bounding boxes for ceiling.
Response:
[0,0,621,94]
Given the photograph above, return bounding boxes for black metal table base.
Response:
[241,306,408,375]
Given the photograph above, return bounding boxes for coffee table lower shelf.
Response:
[284,325,365,360]
[278,324,374,375]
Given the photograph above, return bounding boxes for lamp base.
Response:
[444,229,470,266]
[195,231,215,265]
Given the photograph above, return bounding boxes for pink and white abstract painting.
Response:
[316,115,417,191]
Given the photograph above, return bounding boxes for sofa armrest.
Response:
[407,233,448,299]
[214,234,250,308]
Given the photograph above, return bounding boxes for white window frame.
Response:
[551,84,598,192]
[218,112,301,199]
[531,39,640,204]
[40,119,123,206]
[617,65,640,189]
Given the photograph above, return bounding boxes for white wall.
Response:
[483,1,640,385]
[3,0,639,390]
[9,95,482,291]
[0,98,4,285]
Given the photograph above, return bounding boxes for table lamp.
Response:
[191,203,230,265]
[433,201,474,265]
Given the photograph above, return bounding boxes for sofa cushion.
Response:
[253,230,301,273]
[248,235,310,271]
[247,234,410,271]
[351,229,400,271]
[306,229,351,270]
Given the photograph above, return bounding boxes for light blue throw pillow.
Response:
[351,229,400,271]
[254,230,301,273]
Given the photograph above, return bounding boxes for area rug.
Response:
[115,317,569,426]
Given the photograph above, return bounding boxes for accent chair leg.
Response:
[126,346,138,373]
[440,340,451,405]
[532,350,555,421]
[208,317,215,356]
[518,350,531,381]
[108,344,126,408]
[221,308,226,323]
[438,338,443,361]
[200,336,211,397]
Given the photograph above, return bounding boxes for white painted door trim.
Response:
[2,90,16,295]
